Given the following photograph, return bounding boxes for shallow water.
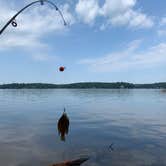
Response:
[0,89,166,166]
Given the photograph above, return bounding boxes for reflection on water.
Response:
[0,89,166,166]
[161,89,166,93]
[108,143,114,152]
[57,108,70,141]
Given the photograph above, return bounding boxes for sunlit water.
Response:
[0,89,166,166]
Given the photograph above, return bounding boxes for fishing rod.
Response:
[0,0,67,35]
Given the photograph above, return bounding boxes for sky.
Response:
[0,0,166,84]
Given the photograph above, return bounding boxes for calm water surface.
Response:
[0,89,166,166]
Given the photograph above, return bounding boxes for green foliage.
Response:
[0,82,166,89]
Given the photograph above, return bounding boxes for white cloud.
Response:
[32,53,56,61]
[75,0,100,24]
[110,9,154,28]
[0,1,74,36]
[157,16,166,37]
[101,0,136,16]
[79,41,166,72]
[75,0,154,29]
[160,17,166,26]
[17,3,75,34]
[0,1,74,60]
[0,33,46,50]
[158,30,166,37]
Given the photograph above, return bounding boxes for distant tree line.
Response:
[0,82,166,89]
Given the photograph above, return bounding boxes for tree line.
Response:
[0,82,166,89]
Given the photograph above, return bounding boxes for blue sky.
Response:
[0,0,166,83]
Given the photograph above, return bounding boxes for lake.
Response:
[0,89,166,166]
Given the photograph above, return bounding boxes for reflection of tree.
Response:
[162,89,166,93]
[57,108,69,141]
[109,143,114,152]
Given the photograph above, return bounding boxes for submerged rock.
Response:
[49,157,89,166]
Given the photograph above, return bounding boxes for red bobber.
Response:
[59,66,65,72]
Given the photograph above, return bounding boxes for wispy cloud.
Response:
[0,33,47,50]
[79,40,166,72]
[75,0,100,25]
[160,16,166,26]
[0,1,74,60]
[32,52,56,61]
[158,30,166,37]
[75,0,154,29]
[158,16,166,37]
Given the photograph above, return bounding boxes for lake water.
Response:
[0,89,166,166]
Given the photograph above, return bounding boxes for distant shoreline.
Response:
[0,82,166,89]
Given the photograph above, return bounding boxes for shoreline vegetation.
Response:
[0,82,166,89]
